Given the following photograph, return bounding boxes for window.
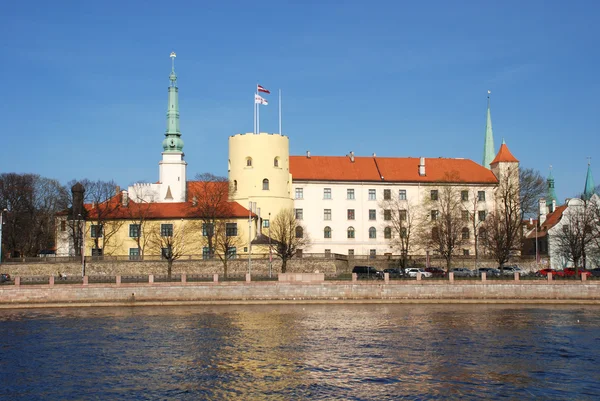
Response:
[562,225,569,233]
[324,249,331,258]
[295,188,303,199]
[323,188,332,199]
[324,226,332,238]
[347,209,355,220]
[274,157,279,167]
[233,180,237,192]
[129,248,140,261]
[369,249,376,259]
[384,189,391,200]
[478,211,486,222]
[60,220,66,232]
[384,227,392,239]
[461,190,469,201]
[347,227,355,239]
[162,247,172,259]
[430,190,438,201]
[227,247,237,258]
[463,249,470,256]
[263,219,269,228]
[295,209,303,220]
[347,189,355,200]
[369,209,376,220]
[399,209,407,221]
[202,247,211,260]
[92,248,103,257]
[246,157,252,167]
[399,190,407,200]
[348,249,355,256]
[262,178,269,190]
[461,210,469,221]
[478,191,486,201]
[226,223,238,236]
[368,189,376,200]
[369,227,377,239]
[431,210,438,221]
[384,210,391,221]
[478,227,487,240]
[161,223,173,237]
[129,224,140,238]
[400,227,407,238]
[202,223,214,236]
[324,209,331,220]
[295,226,304,238]
[91,224,103,238]
[432,227,439,241]
[462,227,470,240]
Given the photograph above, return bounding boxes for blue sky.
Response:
[1,0,598,202]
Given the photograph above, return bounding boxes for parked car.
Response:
[536,268,564,277]
[451,268,474,277]
[589,268,600,277]
[0,273,10,283]
[500,265,526,276]
[562,268,592,278]
[352,266,384,279]
[383,268,403,278]
[405,268,433,278]
[477,267,501,277]
[425,267,446,277]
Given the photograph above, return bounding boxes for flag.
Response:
[257,85,270,94]
[255,94,268,105]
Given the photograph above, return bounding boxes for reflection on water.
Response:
[1,305,599,400]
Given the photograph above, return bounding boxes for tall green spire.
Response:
[162,52,184,153]
[482,91,495,169]
[546,166,558,208]
[583,159,595,200]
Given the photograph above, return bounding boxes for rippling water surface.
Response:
[1,304,599,400]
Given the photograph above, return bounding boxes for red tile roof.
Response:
[525,205,567,239]
[491,143,519,164]
[290,155,498,184]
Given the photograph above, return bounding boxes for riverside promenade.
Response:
[1,273,599,308]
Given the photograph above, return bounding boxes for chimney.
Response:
[192,196,198,207]
[115,185,120,196]
[306,150,311,159]
[372,152,376,157]
[92,201,98,209]
[551,199,556,213]
[539,198,547,225]
[349,151,355,163]
[121,190,129,207]
[419,157,426,176]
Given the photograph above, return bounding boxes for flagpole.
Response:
[278,89,282,135]
[254,85,257,134]
[257,94,260,134]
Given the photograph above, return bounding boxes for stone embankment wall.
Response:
[1,280,598,307]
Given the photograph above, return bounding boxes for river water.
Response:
[1,304,599,400]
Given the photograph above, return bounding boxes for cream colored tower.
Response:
[228,133,293,223]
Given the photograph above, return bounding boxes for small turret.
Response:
[482,90,496,169]
[583,159,596,200]
[546,166,558,212]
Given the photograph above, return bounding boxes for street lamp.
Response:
[0,209,7,264]
[268,212,272,278]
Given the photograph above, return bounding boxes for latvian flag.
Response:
[255,94,268,105]
[257,85,270,94]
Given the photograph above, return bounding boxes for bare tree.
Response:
[418,177,466,271]
[380,197,417,269]
[147,220,190,278]
[467,188,484,263]
[270,208,310,273]
[552,197,596,271]
[519,168,546,219]
[126,186,159,259]
[482,166,522,269]
[213,219,244,278]
[84,180,125,256]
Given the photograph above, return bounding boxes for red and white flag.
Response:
[255,94,268,105]
[257,85,270,94]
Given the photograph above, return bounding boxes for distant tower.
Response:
[583,159,596,200]
[158,52,187,202]
[482,91,496,169]
[490,139,519,185]
[228,133,294,223]
[546,166,558,210]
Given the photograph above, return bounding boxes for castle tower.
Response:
[158,52,187,202]
[546,167,558,211]
[482,91,496,169]
[228,133,293,224]
[490,139,519,190]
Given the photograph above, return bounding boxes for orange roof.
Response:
[491,143,519,164]
[290,155,498,184]
[526,205,567,239]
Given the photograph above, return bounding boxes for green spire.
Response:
[162,52,184,153]
[583,159,595,200]
[482,91,495,168]
[546,166,558,208]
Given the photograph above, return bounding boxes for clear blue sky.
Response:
[1,0,598,202]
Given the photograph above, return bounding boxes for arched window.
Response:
[233,180,238,192]
[324,226,332,239]
[369,227,377,239]
[274,157,280,167]
[432,227,439,242]
[262,178,269,190]
[347,226,355,239]
[228,159,231,172]
[246,157,252,167]
[384,227,392,239]
[462,227,470,240]
[295,226,303,238]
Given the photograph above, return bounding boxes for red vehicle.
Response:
[562,268,592,277]
[425,267,447,277]
[536,268,565,277]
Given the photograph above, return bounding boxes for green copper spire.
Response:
[162,52,184,153]
[583,159,595,200]
[546,166,558,208]
[482,91,495,169]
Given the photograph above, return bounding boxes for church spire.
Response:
[546,165,558,209]
[162,52,184,153]
[482,90,495,169]
[583,158,595,200]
